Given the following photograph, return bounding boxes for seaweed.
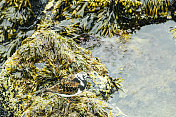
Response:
[0,0,47,68]
[49,0,174,39]
[1,0,176,116]
[0,30,123,116]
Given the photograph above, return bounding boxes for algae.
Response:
[0,0,176,116]
[0,30,122,116]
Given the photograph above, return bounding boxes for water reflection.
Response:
[90,21,176,117]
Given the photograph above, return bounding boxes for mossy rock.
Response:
[0,30,122,116]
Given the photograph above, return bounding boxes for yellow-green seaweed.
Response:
[0,30,122,116]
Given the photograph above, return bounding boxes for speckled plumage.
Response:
[44,71,89,97]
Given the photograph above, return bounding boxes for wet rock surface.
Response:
[90,21,176,117]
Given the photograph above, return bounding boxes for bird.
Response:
[43,71,89,97]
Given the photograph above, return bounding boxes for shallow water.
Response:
[90,20,176,117]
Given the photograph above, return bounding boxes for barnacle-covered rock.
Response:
[0,30,122,116]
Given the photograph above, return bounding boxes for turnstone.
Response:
[43,71,89,97]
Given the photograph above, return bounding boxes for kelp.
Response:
[20,91,125,117]
[141,0,170,20]
[0,0,35,35]
[1,0,176,65]
[170,27,176,38]
[51,0,174,38]
[1,0,176,116]
[0,30,122,116]
[5,0,31,9]
[1,0,176,41]
[0,0,47,68]
[170,0,176,21]
[167,0,176,38]
[52,0,142,37]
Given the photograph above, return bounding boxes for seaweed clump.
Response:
[21,91,123,117]
[0,30,123,116]
[1,0,176,66]
[0,0,47,68]
[1,0,176,116]
[51,0,143,37]
[50,0,174,38]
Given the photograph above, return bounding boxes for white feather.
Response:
[55,88,82,97]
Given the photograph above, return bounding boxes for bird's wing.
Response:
[54,88,83,97]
